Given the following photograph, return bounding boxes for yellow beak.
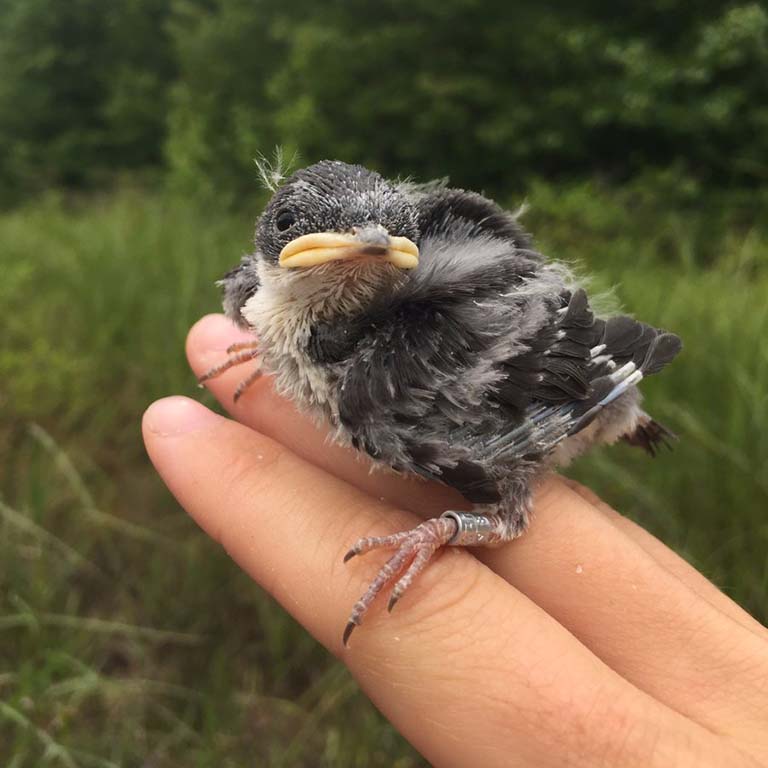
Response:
[278,232,419,269]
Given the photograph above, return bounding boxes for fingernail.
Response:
[143,396,221,437]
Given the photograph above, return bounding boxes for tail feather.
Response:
[623,417,677,457]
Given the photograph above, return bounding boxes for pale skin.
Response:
[142,314,768,768]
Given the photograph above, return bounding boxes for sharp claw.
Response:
[342,620,358,647]
[342,517,457,638]
[232,368,263,403]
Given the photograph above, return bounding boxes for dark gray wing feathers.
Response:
[219,256,260,328]
[416,187,533,250]
[334,187,682,502]
[485,289,682,458]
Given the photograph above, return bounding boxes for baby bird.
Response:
[205,160,682,645]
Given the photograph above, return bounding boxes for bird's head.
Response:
[257,159,419,272]
[222,160,421,326]
[223,159,424,329]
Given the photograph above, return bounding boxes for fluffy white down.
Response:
[241,257,404,424]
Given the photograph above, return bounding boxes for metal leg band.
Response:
[441,511,496,546]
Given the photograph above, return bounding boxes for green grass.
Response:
[1,185,767,766]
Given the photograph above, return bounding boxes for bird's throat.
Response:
[240,261,401,419]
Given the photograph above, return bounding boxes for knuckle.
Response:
[391,550,491,641]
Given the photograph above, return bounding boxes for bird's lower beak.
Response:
[278,229,419,269]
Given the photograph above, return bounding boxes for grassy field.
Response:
[1,185,767,766]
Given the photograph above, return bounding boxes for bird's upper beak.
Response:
[278,225,419,269]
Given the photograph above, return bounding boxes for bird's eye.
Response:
[275,209,296,232]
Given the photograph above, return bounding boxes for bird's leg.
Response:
[343,516,455,645]
[197,349,259,384]
[197,340,261,398]
[232,367,263,402]
[225,340,260,355]
[343,510,525,646]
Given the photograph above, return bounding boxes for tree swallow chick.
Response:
[205,160,682,646]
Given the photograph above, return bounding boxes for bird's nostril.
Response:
[352,225,390,249]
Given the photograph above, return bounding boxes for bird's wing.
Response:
[336,187,681,502]
[412,185,533,250]
[218,255,261,328]
[332,203,549,503]
[405,185,682,461]
[467,288,682,464]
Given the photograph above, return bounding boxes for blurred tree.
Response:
[0,0,765,205]
[0,0,174,205]
[166,0,768,199]
[165,0,287,206]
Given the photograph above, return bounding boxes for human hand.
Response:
[142,314,768,768]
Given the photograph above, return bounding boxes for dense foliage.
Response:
[1,0,767,205]
[0,0,175,205]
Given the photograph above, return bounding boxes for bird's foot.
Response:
[232,367,263,402]
[342,515,460,646]
[224,340,260,356]
[197,340,261,401]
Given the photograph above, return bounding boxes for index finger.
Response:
[142,396,738,768]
